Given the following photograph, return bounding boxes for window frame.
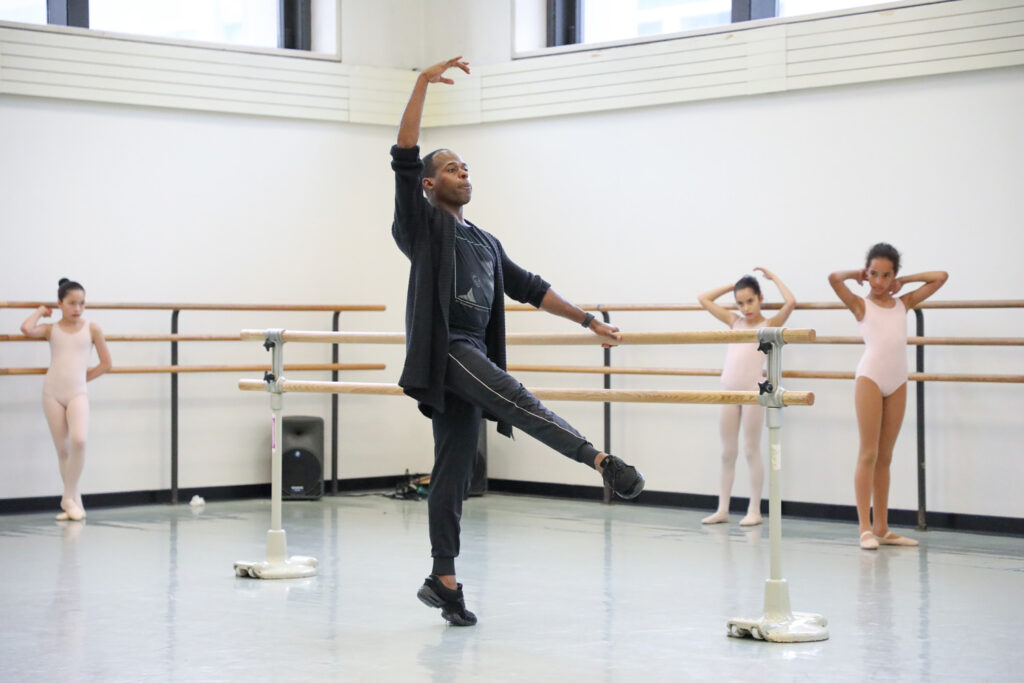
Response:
[517,0,953,59]
[36,0,314,52]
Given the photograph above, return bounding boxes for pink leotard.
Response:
[855,298,908,397]
[720,317,767,391]
[43,321,92,406]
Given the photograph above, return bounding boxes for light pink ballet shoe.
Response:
[739,514,763,527]
[701,511,729,524]
[60,499,85,522]
[55,511,70,521]
[876,531,918,547]
[860,531,879,550]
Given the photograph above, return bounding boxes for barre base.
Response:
[234,529,319,579]
[726,579,829,643]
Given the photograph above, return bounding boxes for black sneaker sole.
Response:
[614,471,645,500]
[417,583,477,626]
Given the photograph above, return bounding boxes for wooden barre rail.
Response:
[813,336,1024,346]
[0,334,243,342]
[506,365,1024,384]
[0,363,384,377]
[237,379,815,406]
[238,329,818,345]
[0,302,386,312]
[505,300,1024,312]
[3,332,1021,346]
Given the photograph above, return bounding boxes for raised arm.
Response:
[828,269,867,321]
[86,322,112,381]
[896,270,949,309]
[397,56,470,148]
[698,284,739,327]
[20,305,52,338]
[755,267,797,326]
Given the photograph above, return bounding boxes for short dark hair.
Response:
[865,242,901,273]
[57,278,84,302]
[421,148,452,182]
[734,275,761,297]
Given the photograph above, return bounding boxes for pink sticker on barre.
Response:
[271,414,276,450]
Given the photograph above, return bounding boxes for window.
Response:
[0,0,47,25]
[89,0,279,49]
[535,0,908,51]
[583,0,732,44]
[0,0,319,52]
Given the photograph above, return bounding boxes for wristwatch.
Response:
[580,312,595,328]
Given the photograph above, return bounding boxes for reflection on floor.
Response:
[1,493,1020,681]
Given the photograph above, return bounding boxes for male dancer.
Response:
[392,56,645,626]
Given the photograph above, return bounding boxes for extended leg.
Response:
[444,341,643,498]
[703,405,739,524]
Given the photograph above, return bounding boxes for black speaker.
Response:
[282,415,323,500]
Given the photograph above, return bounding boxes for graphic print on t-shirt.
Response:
[450,224,495,337]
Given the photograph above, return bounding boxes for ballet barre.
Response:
[237,379,815,406]
[238,329,818,345]
[504,365,1024,384]
[0,363,384,376]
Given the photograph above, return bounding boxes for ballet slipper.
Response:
[859,531,879,550]
[875,531,918,547]
[702,511,729,524]
[739,513,762,527]
[55,511,70,521]
[61,498,85,522]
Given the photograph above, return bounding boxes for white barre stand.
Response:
[726,327,828,642]
[234,329,318,580]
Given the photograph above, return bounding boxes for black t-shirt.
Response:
[449,221,496,342]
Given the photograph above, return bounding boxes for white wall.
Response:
[1,1,1022,519]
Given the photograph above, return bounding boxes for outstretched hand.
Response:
[420,56,471,85]
[753,266,774,281]
[590,320,622,347]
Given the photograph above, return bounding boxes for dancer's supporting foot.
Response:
[417,575,477,626]
[739,512,762,526]
[60,497,85,522]
[859,530,879,550]
[702,510,729,524]
[873,529,918,546]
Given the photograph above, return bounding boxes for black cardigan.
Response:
[390,145,550,437]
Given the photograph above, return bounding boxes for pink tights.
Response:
[42,394,89,520]
[703,404,764,524]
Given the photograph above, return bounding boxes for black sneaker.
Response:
[417,575,478,626]
[601,455,645,499]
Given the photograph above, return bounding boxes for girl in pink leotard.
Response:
[21,279,112,521]
[829,245,947,549]
[698,267,796,526]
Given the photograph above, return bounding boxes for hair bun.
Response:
[58,278,70,286]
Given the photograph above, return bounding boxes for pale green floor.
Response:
[0,493,1021,682]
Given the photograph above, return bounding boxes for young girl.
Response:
[698,267,796,526]
[20,279,112,521]
[829,244,947,549]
